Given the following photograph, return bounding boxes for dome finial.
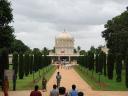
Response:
[57,30,73,39]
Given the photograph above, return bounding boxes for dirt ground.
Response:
[0,66,128,96]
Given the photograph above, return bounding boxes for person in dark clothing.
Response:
[42,76,47,92]
[59,87,68,96]
[30,85,42,96]
[78,92,84,96]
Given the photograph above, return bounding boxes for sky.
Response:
[10,0,128,50]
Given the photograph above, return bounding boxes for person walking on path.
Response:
[42,76,47,92]
[30,85,42,96]
[59,87,68,96]
[57,64,60,70]
[3,76,9,96]
[78,92,84,96]
[56,72,61,88]
[69,84,78,96]
[50,84,59,96]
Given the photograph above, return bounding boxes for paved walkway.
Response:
[0,66,128,96]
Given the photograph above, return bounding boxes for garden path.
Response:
[0,66,128,96]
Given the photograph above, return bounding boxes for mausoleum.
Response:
[49,31,79,64]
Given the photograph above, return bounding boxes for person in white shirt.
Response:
[50,84,59,96]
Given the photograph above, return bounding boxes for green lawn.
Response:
[37,65,56,89]
[9,65,56,90]
[9,64,13,69]
[74,65,128,91]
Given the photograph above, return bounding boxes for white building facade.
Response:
[55,32,74,55]
[49,31,79,64]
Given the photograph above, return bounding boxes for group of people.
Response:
[30,71,84,96]
[30,84,84,96]
[56,63,73,70]
[2,70,84,96]
[50,84,84,96]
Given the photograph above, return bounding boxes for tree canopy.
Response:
[102,9,128,57]
[10,39,30,53]
[0,0,14,49]
[42,47,49,55]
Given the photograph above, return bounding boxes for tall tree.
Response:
[125,49,128,88]
[102,52,107,76]
[90,46,96,53]
[102,8,128,85]
[88,51,94,71]
[98,52,103,74]
[0,48,9,88]
[98,51,106,74]
[33,48,40,54]
[0,0,14,49]
[107,52,114,79]
[33,53,38,72]
[10,39,30,53]
[33,48,40,71]
[1,48,9,69]
[24,52,30,76]
[95,53,99,73]
[29,54,33,74]
[115,53,122,82]
[0,0,14,88]
[42,47,49,55]
[19,52,24,79]
[85,54,88,68]
[12,52,18,74]
[102,9,128,57]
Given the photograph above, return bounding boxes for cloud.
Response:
[10,0,127,50]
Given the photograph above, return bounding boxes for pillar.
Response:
[58,56,60,61]
[69,56,71,64]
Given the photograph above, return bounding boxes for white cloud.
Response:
[10,0,128,50]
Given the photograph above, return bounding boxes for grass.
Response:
[9,65,56,90]
[37,65,56,89]
[9,64,13,69]
[74,65,128,91]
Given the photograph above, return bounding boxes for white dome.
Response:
[56,32,73,40]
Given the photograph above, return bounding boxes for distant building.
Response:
[55,31,74,55]
[49,31,79,64]
[9,31,79,64]
[9,54,13,64]
[101,47,109,54]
